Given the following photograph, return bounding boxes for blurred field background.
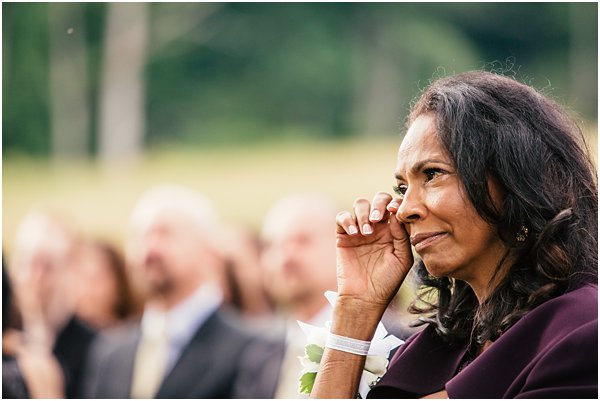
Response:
[3,2,598,251]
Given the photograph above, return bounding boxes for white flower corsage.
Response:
[298,291,404,398]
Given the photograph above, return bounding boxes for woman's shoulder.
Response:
[549,282,597,306]
[442,284,597,398]
[505,283,597,352]
[523,283,597,331]
[368,285,598,398]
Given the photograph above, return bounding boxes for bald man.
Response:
[85,185,278,399]
[260,194,339,398]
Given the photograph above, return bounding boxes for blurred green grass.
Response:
[3,125,597,254]
[3,136,402,251]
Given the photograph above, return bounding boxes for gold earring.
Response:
[516,225,529,242]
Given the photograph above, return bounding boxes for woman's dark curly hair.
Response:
[406,71,598,348]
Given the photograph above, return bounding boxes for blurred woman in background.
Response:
[73,239,142,330]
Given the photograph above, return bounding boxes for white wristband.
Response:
[325,332,371,356]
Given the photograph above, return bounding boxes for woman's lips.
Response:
[410,232,447,252]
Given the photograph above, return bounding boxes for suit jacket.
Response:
[85,306,283,399]
[368,284,598,398]
[53,317,97,398]
[232,327,286,399]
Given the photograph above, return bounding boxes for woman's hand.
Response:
[310,193,413,399]
[335,192,414,316]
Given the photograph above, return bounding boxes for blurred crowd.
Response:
[2,184,417,399]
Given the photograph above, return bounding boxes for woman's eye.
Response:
[393,184,408,198]
[424,168,443,182]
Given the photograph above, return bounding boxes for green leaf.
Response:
[299,371,317,394]
[305,344,324,363]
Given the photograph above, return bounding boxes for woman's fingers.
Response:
[353,198,373,235]
[336,210,359,235]
[386,197,401,214]
[369,192,393,223]
[337,193,402,236]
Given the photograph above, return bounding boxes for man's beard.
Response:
[143,256,175,296]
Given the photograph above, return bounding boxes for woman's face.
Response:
[394,114,506,297]
[74,244,120,328]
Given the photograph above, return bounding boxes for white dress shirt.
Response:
[139,282,224,378]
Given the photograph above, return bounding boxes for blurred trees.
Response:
[3,3,597,159]
[99,3,148,163]
[4,3,51,155]
[49,3,90,158]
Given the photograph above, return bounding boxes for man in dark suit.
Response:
[84,185,281,398]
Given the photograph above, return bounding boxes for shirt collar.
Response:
[141,282,224,346]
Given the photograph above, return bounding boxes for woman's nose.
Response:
[395,187,426,223]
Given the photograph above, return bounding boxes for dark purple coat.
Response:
[368,284,598,398]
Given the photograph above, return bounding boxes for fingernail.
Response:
[370,210,381,221]
[387,201,399,210]
[348,225,358,235]
[363,224,373,234]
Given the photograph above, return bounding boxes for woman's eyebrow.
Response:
[394,158,453,180]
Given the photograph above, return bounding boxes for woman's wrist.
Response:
[330,296,387,341]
